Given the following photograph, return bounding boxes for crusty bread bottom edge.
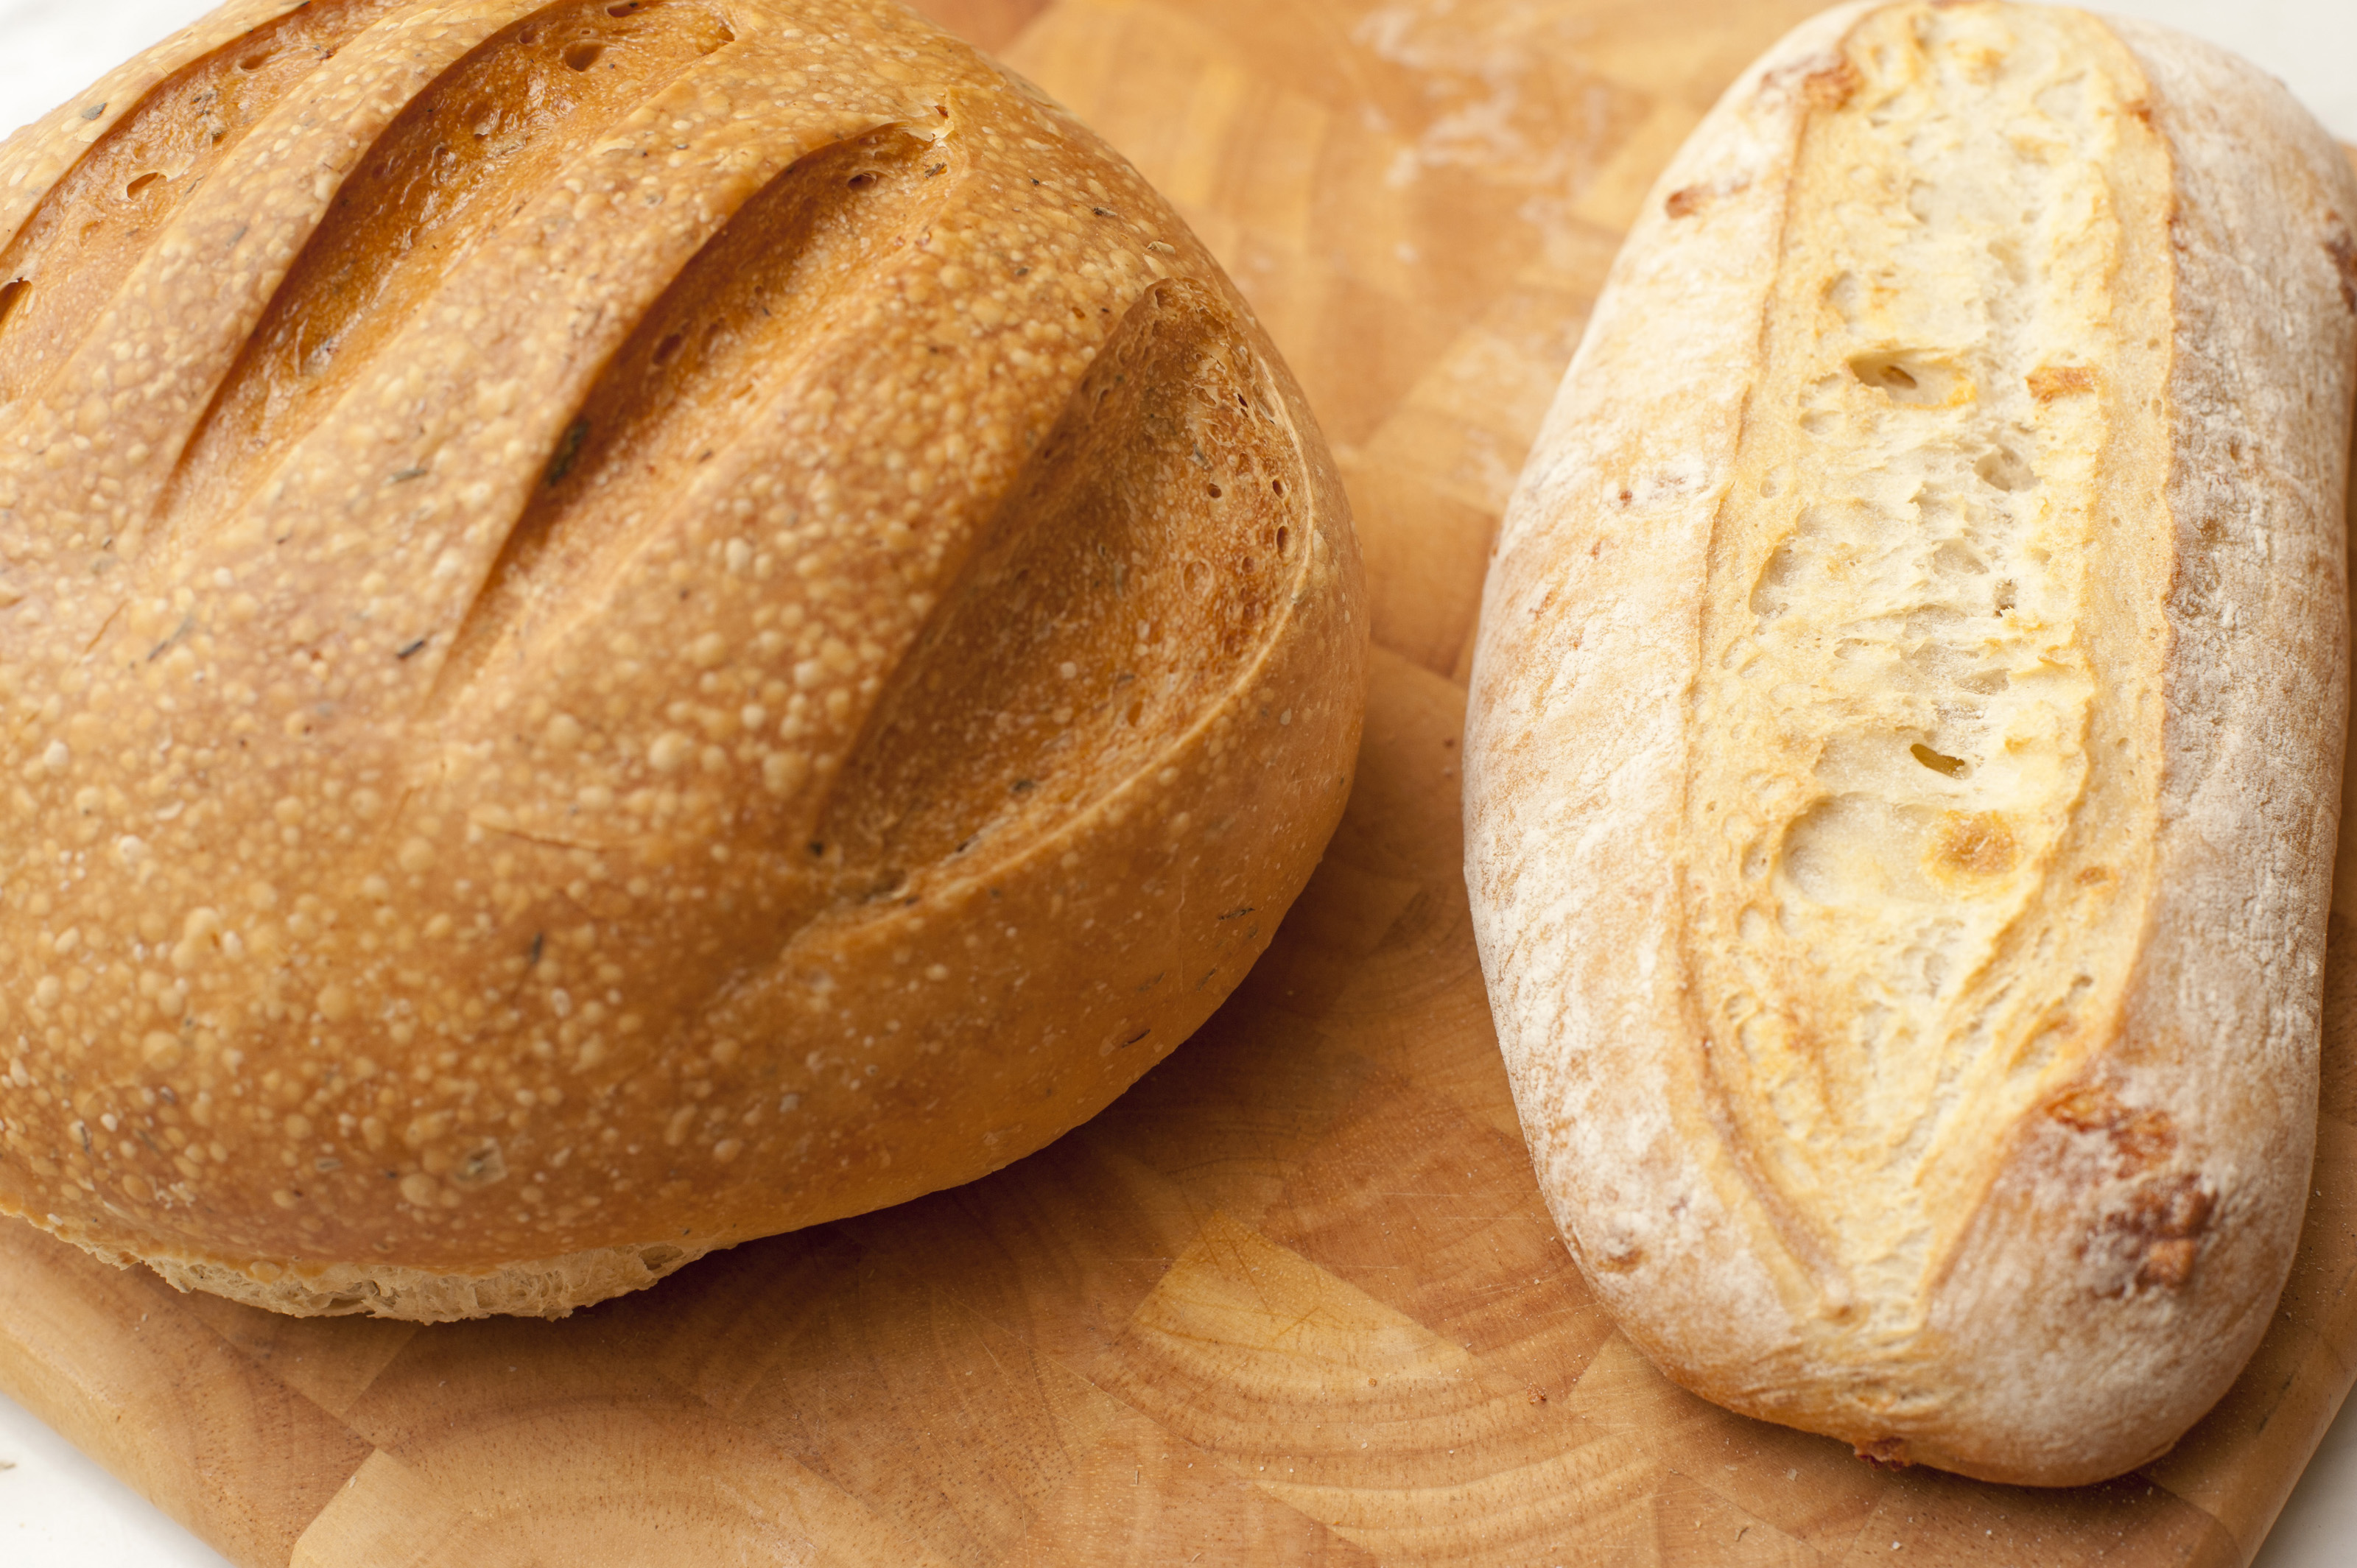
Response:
[69,1233,721,1321]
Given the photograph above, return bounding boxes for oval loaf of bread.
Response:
[1465,0,2356,1486]
[0,0,1364,1320]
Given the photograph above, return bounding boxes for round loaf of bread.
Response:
[0,0,1364,1319]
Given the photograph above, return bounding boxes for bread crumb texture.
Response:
[1466,0,2354,1484]
[1689,0,2175,1334]
[0,0,1365,1318]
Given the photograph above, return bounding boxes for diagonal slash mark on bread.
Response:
[0,0,418,415]
[152,0,744,569]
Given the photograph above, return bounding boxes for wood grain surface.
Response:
[4,0,2355,1562]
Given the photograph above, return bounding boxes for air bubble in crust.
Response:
[1910,742,1967,778]
[1974,446,2034,492]
[1847,351,1970,407]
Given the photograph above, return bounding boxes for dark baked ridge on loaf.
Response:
[0,0,1366,1318]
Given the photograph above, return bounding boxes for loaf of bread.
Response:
[1465,0,2354,1486]
[0,0,1364,1321]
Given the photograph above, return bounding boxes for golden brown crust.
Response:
[118,1235,712,1318]
[1465,0,2353,1485]
[0,0,1365,1320]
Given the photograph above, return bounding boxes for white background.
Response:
[4,0,2357,1564]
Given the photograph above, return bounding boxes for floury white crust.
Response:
[0,0,1365,1321]
[1464,0,2357,1486]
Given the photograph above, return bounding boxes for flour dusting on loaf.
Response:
[1466,0,2354,1485]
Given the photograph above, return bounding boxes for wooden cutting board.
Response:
[4,0,2354,1562]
